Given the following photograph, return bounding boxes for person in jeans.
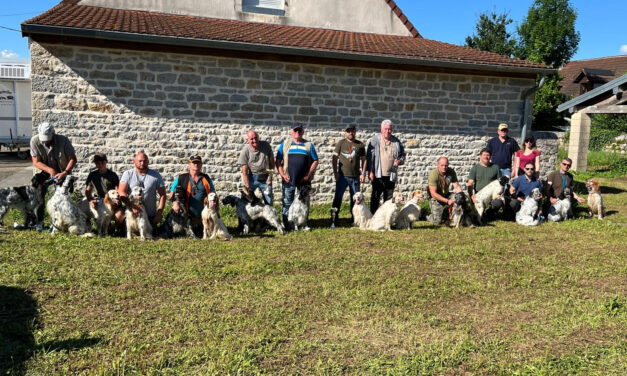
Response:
[238,129,275,204]
[331,125,366,227]
[366,119,405,213]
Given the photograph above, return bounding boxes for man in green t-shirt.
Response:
[466,148,503,221]
[331,125,366,227]
[427,156,462,225]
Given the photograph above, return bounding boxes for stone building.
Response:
[22,0,556,201]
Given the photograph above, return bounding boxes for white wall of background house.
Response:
[0,59,32,150]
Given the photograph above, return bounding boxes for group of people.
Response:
[29,119,584,236]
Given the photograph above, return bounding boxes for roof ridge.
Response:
[384,0,421,38]
[564,55,627,64]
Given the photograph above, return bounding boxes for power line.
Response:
[0,11,44,17]
[0,25,21,32]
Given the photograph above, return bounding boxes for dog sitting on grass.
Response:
[201,192,231,240]
[221,188,284,235]
[0,171,49,231]
[125,185,152,241]
[160,186,197,239]
[47,176,94,237]
[585,179,605,220]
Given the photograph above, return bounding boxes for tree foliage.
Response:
[531,74,567,130]
[465,11,516,57]
[516,0,581,68]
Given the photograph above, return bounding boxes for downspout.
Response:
[520,76,545,142]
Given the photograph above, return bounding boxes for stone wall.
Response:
[30,41,559,202]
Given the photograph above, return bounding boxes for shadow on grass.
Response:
[0,286,102,375]
[599,186,626,194]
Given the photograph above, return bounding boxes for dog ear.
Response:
[215,194,221,218]
[204,195,209,206]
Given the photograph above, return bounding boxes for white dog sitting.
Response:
[367,191,404,231]
[516,187,543,226]
[78,189,120,235]
[46,176,94,237]
[474,175,509,224]
[288,185,314,232]
[201,192,232,240]
[586,179,605,220]
[547,187,572,222]
[395,190,424,230]
[352,191,372,230]
[125,185,152,240]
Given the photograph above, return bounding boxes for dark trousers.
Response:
[370,176,395,213]
[332,175,360,220]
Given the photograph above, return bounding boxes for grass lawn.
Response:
[1,168,626,374]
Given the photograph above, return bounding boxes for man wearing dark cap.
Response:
[330,125,366,228]
[30,122,77,223]
[486,123,520,178]
[169,155,215,237]
[85,152,123,229]
[276,123,319,230]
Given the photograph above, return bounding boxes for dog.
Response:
[78,189,120,235]
[352,191,373,230]
[395,190,424,230]
[0,171,49,231]
[516,188,543,226]
[450,192,475,229]
[474,175,509,224]
[585,179,605,220]
[160,186,197,239]
[201,192,232,240]
[221,188,284,235]
[367,191,404,231]
[46,176,94,237]
[125,185,152,240]
[288,185,314,232]
[547,187,573,222]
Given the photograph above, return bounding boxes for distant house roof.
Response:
[557,74,627,113]
[559,55,627,97]
[22,0,551,76]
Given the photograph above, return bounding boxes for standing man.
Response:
[238,129,275,204]
[487,123,520,178]
[276,123,319,230]
[545,157,585,207]
[509,162,543,213]
[30,122,77,223]
[169,155,215,237]
[118,151,167,229]
[466,148,503,221]
[331,125,366,227]
[85,152,124,229]
[427,156,463,225]
[366,119,405,213]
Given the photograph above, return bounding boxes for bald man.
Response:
[118,151,167,227]
[238,129,275,204]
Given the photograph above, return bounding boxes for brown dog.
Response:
[585,179,605,220]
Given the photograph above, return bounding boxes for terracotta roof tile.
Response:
[23,1,549,71]
[559,56,627,97]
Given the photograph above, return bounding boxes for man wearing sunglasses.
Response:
[509,162,543,214]
[487,123,520,179]
[169,155,215,237]
[545,158,585,206]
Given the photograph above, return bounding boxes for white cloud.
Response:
[620,45,627,55]
[0,49,20,58]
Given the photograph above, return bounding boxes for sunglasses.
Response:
[562,163,571,168]
[499,129,508,132]
[525,168,535,171]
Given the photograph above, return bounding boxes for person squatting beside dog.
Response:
[466,148,504,221]
[331,124,367,227]
[545,158,585,213]
[276,123,319,231]
[118,151,167,235]
[239,129,275,204]
[427,156,463,225]
[509,162,543,214]
[84,152,124,232]
[366,119,406,213]
[30,122,77,223]
[169,155,216,237]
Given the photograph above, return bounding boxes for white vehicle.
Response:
[0,59,31,159]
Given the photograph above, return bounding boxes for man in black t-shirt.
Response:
[331,125,366,227]
[85,152,123,228]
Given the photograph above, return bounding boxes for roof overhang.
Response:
[558,74,627,113]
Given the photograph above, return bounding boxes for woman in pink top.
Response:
[512,135,540,178]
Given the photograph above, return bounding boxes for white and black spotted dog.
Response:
[125,185,152,240]
[78,189,120,235]
[288,184,314,232]
[0,171,49,231]
[159,186,196,239]
[474,175,509,224]
[547,187,573,222]
[450,192,475,229]
[46,176,94,237]
[221,188,285,235]
[516,187,543,226]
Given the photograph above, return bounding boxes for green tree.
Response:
[516,0,580,68]
[531,75,567,130]
[465,11,516,57]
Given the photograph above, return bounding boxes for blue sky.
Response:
[1,0,626,61]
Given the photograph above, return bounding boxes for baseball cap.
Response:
[92,152,108,162]
[498,123,509,131]
[345,125,356,131]
[189,155,203,163]
[38,122,54,142]
[291,123,304,131]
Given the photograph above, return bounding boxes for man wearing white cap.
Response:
[30,122,77,222]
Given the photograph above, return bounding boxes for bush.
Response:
[563,114,627,151]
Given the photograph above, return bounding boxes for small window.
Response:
[242,0,285,16]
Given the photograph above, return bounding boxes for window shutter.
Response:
[243,0,284,11]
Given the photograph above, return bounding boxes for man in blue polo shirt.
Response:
[509,162,543,214]
[487,123,520,178]
[276,123,319,230]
